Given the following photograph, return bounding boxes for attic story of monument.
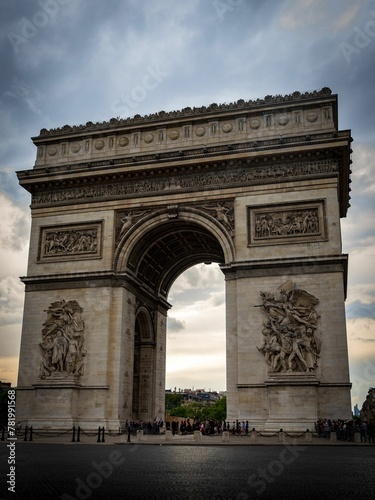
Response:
[16,88,353,431]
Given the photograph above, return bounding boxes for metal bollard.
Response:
[24,426,28,441]
[97,426,101,443]
[72,426,76,442]
[77,426,81,442]
[29,426,33,442]
[102,427,105,443]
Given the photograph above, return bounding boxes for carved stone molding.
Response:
[256,280,321,375]
[37,88,333,138]
[221,255,348,283]
[31,158,338,207]
[38,221,103,261]
[38,299,86,381]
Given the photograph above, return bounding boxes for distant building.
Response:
[165,388,224,406]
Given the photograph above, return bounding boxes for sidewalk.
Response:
[5,429,373,446]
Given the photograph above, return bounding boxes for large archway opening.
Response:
[123,214,231,420]
[126,218,228,297]
[166,262,226,393]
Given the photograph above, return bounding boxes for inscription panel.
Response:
[248,200,327,246]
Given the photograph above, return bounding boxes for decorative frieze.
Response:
[31,159,338,207]
[38,221,103,261]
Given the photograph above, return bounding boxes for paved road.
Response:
[1,443,374,499]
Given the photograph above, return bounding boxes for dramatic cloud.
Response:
[166,264,226,391]
[0,194,30,253]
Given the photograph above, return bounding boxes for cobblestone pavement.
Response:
[1,442,374,500]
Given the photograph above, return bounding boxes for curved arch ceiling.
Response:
[127,220,225,297]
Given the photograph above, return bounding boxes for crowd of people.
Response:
[125,419,165,435]
[168,419,233,435]
[125,418,251,436]
[315,419,375,443]
[126,419,256,436]
[124,417,375,442]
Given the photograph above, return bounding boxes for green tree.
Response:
[207,396,226,421]
[169,405,189,418]
[165,393,184,411]
[168,396,227,421]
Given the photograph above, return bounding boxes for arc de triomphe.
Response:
[16,88,352,431]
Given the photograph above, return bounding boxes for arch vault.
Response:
[16,88,353,431]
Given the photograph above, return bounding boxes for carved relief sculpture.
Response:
[116,211,147,244]
[255,208,319,240]
[39,300,86,379]
[39,222,102,261]
[248,201,326,246]
[256,281,321,374]
[199,201,235,237]
[31,159,337,207]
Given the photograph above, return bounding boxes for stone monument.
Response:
[16,88,352,431]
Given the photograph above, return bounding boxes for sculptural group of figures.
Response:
[44,230,97,256]
[257,282,321,373]
[39,300,86,379]
[255,209,319,239]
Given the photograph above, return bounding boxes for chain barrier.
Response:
[1,425,365,444]
[0,425,111,442]
[80,428,100,437]
[32,427,74,437]
[284,432,305,438]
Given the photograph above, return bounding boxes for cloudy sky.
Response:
[0,0,374,410]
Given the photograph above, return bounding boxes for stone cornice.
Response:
[221,254,348,297]
[17,131,352,216]
[29,90,340,171]
[35,87,334,139]
[20,130,349,178]
[20,271,172,311]
[27,157,340,209]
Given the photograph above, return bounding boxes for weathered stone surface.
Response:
[16,89,352,430]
